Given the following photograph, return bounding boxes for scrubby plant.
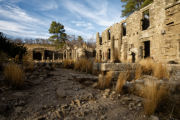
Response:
[153,63,169,80]
[62,59,74,69]
[115,71,129,93]
[74,58,93,74]
[143,80,168,115]
[98,71,114,89]
[135,58,169,80]
[23,54,34,72]
[4,63,25,88]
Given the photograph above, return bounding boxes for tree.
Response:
[48,21,67,48]
[121,0,153,17]
[77,36,83,45]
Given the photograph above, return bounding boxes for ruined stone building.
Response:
[25,44,63,62]
[96,0,180,63]
[63,43,96,61]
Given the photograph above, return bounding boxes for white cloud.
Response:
[39,0,58,11]
[0,20,49,38]
[63,0,121,27]
[71,21,94,30]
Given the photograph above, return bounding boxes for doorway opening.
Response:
[132,52,136,63]
[144,41,150,58]
[33,51,42,60]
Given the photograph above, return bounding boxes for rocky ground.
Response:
[0,63,175,120]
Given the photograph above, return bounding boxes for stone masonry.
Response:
[96,0,180,63]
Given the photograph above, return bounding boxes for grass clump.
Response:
[23,54,34,72]
[74,58,93,74]
[135,58,169,80]
[115,72,129,93]
[4,63,25,88]
[98,71,114,89]
[143,80,168,115]
[62,59,74,69]
[153,63,169,80]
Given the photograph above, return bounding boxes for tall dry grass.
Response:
[115,72,129,93]
[98,71,114,89]
[62,59,74,69]
[143,80,168,115]
[135,58,169,80]
[4,63,25,88]
[23,54,34,72]
[74,58,93,73]
[153,63,169,80]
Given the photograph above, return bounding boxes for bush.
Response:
[143,80,168,115]
[0,32,26,60]
[4,63,25,88]
[115,72,129,93]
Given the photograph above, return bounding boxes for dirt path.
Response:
[0,66,150,120]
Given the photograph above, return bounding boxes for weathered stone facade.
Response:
[96,0,180,63]
[63,43,95,61]
[25,44,63,62]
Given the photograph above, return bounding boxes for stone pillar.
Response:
[41,51,44,62]
[63,51,64,60]
[52,52,55,62]
[111,36,115,62]
[66,50,68,59]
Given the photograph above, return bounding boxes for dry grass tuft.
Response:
[135,58,169,80]
[115,72,129,93]
[143,80,168,115]
[62,59,74,69]
[135,65,143,80]
[74,58,93,73]
[4,63,25,88]
[139,58,155,75]
[23,54,34,72]
[153,63,169,80]
[98,71,114,89]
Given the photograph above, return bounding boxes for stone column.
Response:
[66,50,68,59]
[52,52,55,62]
[111,36,115,62]
[63,51,64,60]
[41,51,44,62]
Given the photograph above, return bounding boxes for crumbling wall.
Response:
[96,0,180,63]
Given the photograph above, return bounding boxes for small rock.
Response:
[75,99,81,107]
[137,103,142,107]
[149,115,159,120]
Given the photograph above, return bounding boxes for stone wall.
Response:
[96,0,180,63]
[25,44,63,62]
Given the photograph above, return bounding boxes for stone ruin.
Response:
[25,44,63,62]
[96,0,180,64]
[63,43,96,61]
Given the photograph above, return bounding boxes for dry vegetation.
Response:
[23,54,34,72]
[74,58,93,73]
[62,59,74,69]
[135,58,169,80]
[143,80,168,115]
[4,63,25,88]
[98,71,114,89]
[115,72,129,93]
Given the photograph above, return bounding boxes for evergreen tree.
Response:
[121,0,153,17]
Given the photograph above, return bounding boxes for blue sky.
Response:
[0,0,123,42]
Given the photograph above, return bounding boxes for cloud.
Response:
[38,0,58,11]
[0,4,50,38]
[63,0,121,27]
[71,21,94,30]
